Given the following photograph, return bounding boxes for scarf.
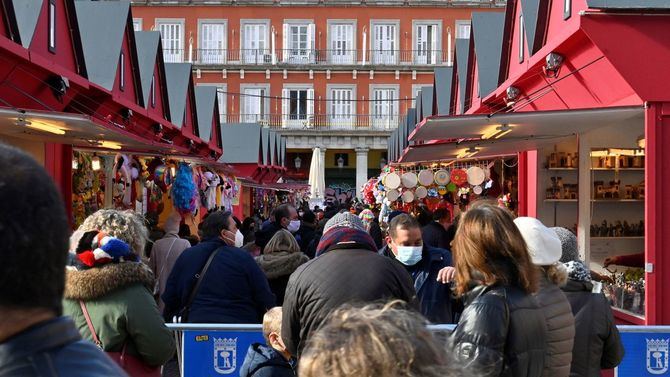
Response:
[315,226,378,257]
[564,260,591,282]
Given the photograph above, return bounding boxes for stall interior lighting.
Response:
[72,158,78,169]
[637,136,646,149]
[100,141,122,150]
[481,124,513,140]
[457,147,480,159]
[91,155,101,171]
[17,117,66,135]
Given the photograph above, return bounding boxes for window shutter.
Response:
[307,23,315,62]
[431,25,438,64]
[282,89,289,128]
[282,24,288,62]
[307,89,314,126]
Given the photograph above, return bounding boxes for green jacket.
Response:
[63,262,175,367]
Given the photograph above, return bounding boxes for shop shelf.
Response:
[591,168,645,171]
[544,199,578,202]
[591,236,645,240]
[591,199,644,202]
[546,167,578,171]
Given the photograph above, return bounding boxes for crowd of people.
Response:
[0,143,625,377]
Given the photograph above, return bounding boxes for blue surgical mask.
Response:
[395,246,423,266]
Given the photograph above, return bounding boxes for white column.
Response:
[320,147,327,194]
[355,147,369,199]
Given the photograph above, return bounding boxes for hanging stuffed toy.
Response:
[171,162,197,216]
[113,154,133,208]
[75,230,138,268]
[204,171,220,211]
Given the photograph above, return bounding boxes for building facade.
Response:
[130,0,504,199]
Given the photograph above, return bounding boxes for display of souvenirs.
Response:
[590,220,644,237]
[546,177,578,199]
[72,153,106,227]
[593,180,621,199]
[593,155,645,169]
[548,152,578,168]
[603,268,645,316]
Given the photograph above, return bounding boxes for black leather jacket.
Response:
[449,284,548,377]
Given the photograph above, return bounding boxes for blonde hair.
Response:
[263,307,283,344]
[77,209,149,256]
[452,203,538,296]
[264,229,300,255]
[299,301,451,377]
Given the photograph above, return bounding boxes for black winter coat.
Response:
[422,222,451,250]
[561,279,624,377]
[282,247,418,356]
[450,284,548,377]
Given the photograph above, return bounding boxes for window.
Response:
[455,20,471,39]
[414,22,440,64]
[372,22,398,65]
[216,87,226,124]
[283,22,314,63]
[200,21,226,64]
[133,18,142,32]
[519,14,524,63]
[241,22,269,64]
[329,22,355,64]
[119,52,125,91]
[329,86,355,128]
[564,0,572,19]
[371,86,398,129]
[157,21,184,63]
[241,85,269,123]
[48,0,56,53]
[151,74,156,108]
[281,87,314,128]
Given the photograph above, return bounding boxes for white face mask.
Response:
[287,220,301,233]
[395,245,423,266]
[234,230,244,248]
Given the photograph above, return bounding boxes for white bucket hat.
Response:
[513,217,562,266]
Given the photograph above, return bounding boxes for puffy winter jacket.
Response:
[239,343,296,377]
[62,262,175,367]
[561,279,624,377]
[449,284,548,377]
[535,274,575,377]
[282,247,418,356]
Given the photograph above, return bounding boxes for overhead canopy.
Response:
[400,106,644,163]
[409,106,643,142]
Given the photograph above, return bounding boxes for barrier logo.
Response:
[647,338,670,374]
[213,337,237,374]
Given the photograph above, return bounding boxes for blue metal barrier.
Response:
[166,324,670,377]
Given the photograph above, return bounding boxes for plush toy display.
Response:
[113,154,133,208]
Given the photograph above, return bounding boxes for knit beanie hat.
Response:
[552,227,579,263]
[513,217,562,266]
[564,260,591,282]
[75,230,138,268]
[323,212,366,234]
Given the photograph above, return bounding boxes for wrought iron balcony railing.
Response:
[223,113,405,131]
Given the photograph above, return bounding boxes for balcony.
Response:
[224,113,405,131]
[174,49,451,67]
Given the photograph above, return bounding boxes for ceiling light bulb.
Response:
[26,121,65,135]
[100,141,122,150]
[91,156,101,171]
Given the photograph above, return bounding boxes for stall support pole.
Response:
[645,102,670,325]
[518,151,538,217]
[44,143,73,224]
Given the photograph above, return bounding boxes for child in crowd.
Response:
[240,307,297,377]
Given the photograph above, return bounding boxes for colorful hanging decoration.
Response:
[171,162,198,216]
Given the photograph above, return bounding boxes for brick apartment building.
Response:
[130,0,504,198]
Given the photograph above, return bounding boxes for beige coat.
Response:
[149,233,191,312]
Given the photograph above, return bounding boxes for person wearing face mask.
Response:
[380,214,457,324]
[256,204,300,252]
[163,210,275,324]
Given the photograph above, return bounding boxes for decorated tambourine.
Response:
[401,172,418,188]
[415,186,428,199]
[451,169,468,186]
[467,166,486,186]
[418,170,434,186]
[402,190,415,203]
[434,169,450,185]
[473,185,483,195]
[384,172,401,190]
[386,189,400,202]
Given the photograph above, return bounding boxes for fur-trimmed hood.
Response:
[64,262,155,300]
[255,252,309,280]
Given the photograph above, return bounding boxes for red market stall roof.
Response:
[0,0,222,160]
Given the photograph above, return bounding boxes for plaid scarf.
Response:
[315,226,378,257]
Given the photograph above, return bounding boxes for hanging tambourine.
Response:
[402,190,415,203]
[401,172,418,188]
[451,169,468,187]
[434,169,450,185]
[473,185,483,195]
[467,166,486,186]
[386,189,400,202]
[418,170,434,186]
[415,186,428,199]
[437,186,448,196]
[385,172,401,190]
